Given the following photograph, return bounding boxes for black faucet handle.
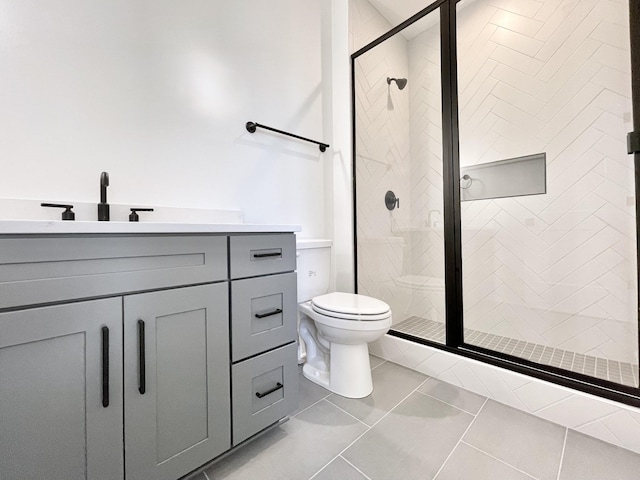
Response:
[41,203,75,221]
[98,171,110,221]
[129,208,154,222]
[100,171,109,187]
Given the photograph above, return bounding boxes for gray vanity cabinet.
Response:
[229,233,298,446]
[123,283,230,480]
[0,231,297,480]
[0,298,124,480]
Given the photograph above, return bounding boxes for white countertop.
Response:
[0,220,301,235]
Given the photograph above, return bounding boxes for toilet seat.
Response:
[311,292,391,321]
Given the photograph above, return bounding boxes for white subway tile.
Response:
[489,44,544,76]
[590,20,630,50]
[592,43,631,74]
[537,394,620,429]
[490,63,545,96]
[538,82,603,143]
[514,380,572,413]
[491,26,544,57]
[489,8,543,37]
[535,0,599,62]
[487,0,543,18]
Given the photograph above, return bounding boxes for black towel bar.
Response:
[246,121,329,152]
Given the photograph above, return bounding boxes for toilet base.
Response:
[302,363,330,391]
[303,343,373,399]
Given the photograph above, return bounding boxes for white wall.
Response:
[324,0,355,293]
[0,0,327,236]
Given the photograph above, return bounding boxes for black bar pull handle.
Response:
[255,308,283,319]
[252,251,282,259]
[256,382,283,398]
[138,319,146,395]
[101,326,109,408]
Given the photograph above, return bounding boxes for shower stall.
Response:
[352,0,640,403]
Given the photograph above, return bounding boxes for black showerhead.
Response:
[387,77,407,90]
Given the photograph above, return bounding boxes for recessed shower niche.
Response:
[352,0,640,399]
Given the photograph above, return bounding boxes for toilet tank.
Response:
[296,238,332,302]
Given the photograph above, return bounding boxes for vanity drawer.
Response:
[231,343,298,445]
[0,235,227,309]
[230,272,297,362]
[229,234,296,279]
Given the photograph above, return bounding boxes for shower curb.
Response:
[370,334,640,455]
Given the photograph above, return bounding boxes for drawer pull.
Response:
[255,382,283,398]
[252,252,282,259]
[101,326,109,408]
[255,308,283,319]
[138,319,146,395]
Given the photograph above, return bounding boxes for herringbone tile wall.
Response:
[352,0,414,322]
[353,0,638,365]
[456,0,637,365]
[353,0,447,328]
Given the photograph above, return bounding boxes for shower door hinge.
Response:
[627,131,640,154]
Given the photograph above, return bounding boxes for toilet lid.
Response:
[311,292,390,320]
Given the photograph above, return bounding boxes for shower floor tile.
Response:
[392,316,640,389]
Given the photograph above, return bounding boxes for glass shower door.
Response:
[457,0,639,387]
[354,6,447,344]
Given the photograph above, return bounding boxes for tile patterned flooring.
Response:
[393,316,640,388]
[190,357,640,480]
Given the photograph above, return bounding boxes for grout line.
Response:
[308,461,330,479]
[340,455,373,480]
[413,388,483,416]
[530,392,573,415]
[571,409,618,431]
[432,398,489,480]
[370,358,387,370]
[316,376,431,477]
[292,394,332,418]
[460,441,538,480]
[324,397,373,428]
[556,428,569,480]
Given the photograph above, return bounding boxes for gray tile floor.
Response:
[192,358,640,480]
[394,316,640,388]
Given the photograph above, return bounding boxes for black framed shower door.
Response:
[351,0,640,406]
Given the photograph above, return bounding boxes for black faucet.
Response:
[98,171,110,221]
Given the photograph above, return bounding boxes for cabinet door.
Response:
[0,298,124,480]
[124,283,230,480]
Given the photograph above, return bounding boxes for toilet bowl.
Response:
[296,238,392,398]
[298,293,391,398]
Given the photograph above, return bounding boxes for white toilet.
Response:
[297,239,392,398]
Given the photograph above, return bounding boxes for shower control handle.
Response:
[385,191,399,211]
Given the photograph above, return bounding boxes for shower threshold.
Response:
[392,316,640,389]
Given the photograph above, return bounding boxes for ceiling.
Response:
[366,0,475,40]
[367,0,431,29]
[366,0,441,39]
